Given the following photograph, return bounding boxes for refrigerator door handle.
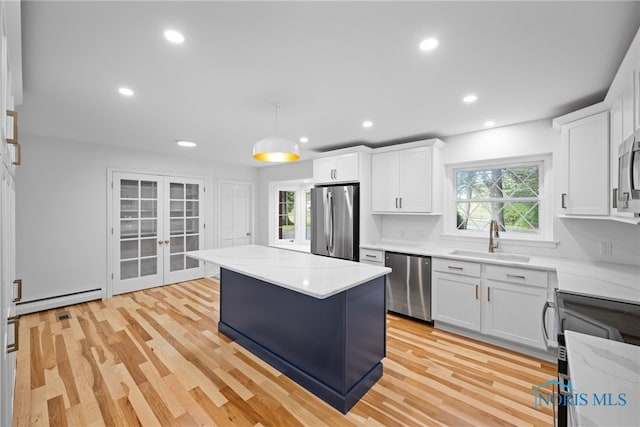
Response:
[328,191,335,254]
[324,190,331,252]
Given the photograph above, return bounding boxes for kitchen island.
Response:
[187,245,391,413]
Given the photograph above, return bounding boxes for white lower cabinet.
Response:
[432,258,550,351]
[483,279,547,349]
[432,272,480,331]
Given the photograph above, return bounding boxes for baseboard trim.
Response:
[16,290,103,315]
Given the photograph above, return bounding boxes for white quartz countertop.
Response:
[188,245,390,299]
[565,331,640,427]
[361,241,640,304]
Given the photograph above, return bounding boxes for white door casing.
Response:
[111,172,204,296]
[219,181,253,248]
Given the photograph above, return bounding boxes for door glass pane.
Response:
[140,238,157,257]
[170,183,184,199]
[118,176,159,284]
[186,184,199,199]
[278,190,296,239]
[170,201,184,217]
[140,220,157,238]
[141,200,157,218]
[140,258,157,276]
[170,254,184,271]
[141,181,157,198]
[170,219,184,235]
[170,236,184,254]
[121,260,138,279]
[121,220,138,239]
[121,180,138,198]
[185,218,198,234]
[186,257,199,269]
[186,201,198,217]
[186,235,199,251]
[120,240,138,260]
[120,200,138,219]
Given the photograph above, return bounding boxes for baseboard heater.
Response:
[16,288,102,315]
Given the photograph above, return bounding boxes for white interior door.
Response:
[112,173,204,295]
[113,173,164,294]
[219,181,253,247]
[164,177,204,284]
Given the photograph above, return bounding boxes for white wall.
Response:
[254,160,313,245]
[379,119,640,265]
[15,135,256,302]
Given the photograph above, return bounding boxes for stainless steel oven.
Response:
[555,290,640,426]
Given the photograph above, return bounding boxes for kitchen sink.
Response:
[448,249,530,263]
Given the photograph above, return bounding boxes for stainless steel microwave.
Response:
[615,129,640,214]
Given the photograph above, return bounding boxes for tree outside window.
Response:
[456,163,541,235]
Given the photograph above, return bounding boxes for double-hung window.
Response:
[453,158,548,239]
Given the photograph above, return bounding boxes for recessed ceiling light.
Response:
[362,120,373,128]
[463,94,478,103]
[118,87,134,97]
[164,29,184,44]
[484,121,496,127]
[419,38,439,51]
[300,137,309,143]
[177,140,196,148]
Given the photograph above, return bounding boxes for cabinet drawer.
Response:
[485,265,548,288]
[360,248,384,264]
[433,258,481,277]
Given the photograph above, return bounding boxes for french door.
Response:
[112,172,204,295]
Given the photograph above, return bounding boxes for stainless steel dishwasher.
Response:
[384,252,432,322]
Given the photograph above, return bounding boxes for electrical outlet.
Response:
[600,242,613,256]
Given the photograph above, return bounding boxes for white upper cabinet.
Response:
[559,111,610,216]
[313,153,359,184]
[371,141,442,214]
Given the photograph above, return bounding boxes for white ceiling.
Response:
[17,1,640,167]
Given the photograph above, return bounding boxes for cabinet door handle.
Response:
[7,316,19,353]
[506,274,525,280]
[613,188,618,209]
[475,284,479,299]
[447,266,463,270]
[399,197,402,209]
[365,254,377,258]
[12,279,22,303]
[487,287,491,302]
[333,169,337,180]
[561,193,567,209]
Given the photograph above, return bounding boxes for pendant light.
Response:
[253,103,300,162]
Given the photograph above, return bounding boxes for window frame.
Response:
[272,182,313,245]
[445,154,553,243]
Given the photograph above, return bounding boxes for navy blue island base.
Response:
[218,268,386,413]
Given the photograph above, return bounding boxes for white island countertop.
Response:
[565,331,640,427]
[187,245,391,299]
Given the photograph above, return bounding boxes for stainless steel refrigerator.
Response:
[310,185,359,261]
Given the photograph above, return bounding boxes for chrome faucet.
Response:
[489,220,500,253]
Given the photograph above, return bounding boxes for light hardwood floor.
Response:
[13,278,557,426]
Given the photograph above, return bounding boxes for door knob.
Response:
[246,232,251,236]
[164,240,170,244]
[158,241,163,245]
